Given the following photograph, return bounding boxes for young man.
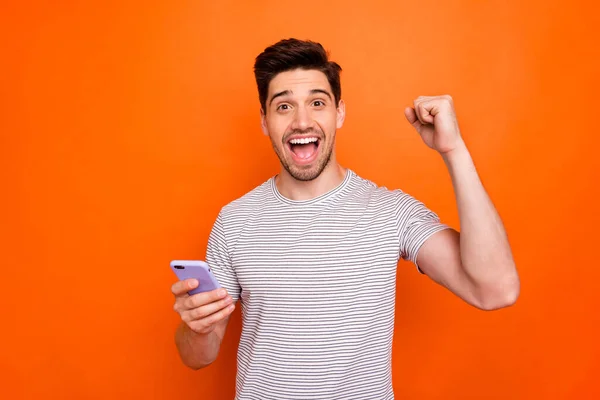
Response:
[171,38,520,399]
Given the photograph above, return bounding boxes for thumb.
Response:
[404,107,422,130]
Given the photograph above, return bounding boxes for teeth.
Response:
[289,137,318,145]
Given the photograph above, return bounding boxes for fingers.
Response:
[172,284,228,316]
[411,95,454,125]
[404,107,421,129]
[414,99,435,125]
[183,288,228,309]
[172,286,229,318]
[183,295,234,324]
[172,286,235,334]
[182,294,233,322]
[171,278,198,297]
[188,302,236,333]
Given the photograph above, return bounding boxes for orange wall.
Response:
[2,1,599,399]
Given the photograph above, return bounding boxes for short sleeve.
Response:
[206,212,241,301]
[395,191,451,273]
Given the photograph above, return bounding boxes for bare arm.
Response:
[172,279,236,369]
[175,316,231,369]
[417,143,519,310]
[405,96,520,310]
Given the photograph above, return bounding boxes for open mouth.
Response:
[287,136,321,164]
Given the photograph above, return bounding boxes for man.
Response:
[171,38,520,399]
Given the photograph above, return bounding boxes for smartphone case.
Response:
[170,260,221,295]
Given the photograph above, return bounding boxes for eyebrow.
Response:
[268,88,333,106]
[309,89,333,100]
[269,90,291,106]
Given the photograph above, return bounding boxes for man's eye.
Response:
[313,100,325,107]
[277,104,290,111]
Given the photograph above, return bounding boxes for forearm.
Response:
[442,139,519,306]
[175,322,221,370]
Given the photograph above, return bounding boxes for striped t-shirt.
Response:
[206,169,449,400]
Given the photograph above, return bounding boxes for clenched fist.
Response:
[404,95,463,155]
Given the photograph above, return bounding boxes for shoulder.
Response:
[218,176,274,222]
[347,171,434,222]
[348,170,409,204]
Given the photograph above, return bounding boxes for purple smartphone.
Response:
[170,260,221,296]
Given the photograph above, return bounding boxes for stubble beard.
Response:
[270,133,335,182]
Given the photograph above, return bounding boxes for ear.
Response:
[260,108,269,136]
[336,99,346,129]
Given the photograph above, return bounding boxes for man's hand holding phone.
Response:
[171,279,235,335]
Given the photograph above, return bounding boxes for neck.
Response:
[275,161,347,201]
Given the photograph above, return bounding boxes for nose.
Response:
[290,105,312,131]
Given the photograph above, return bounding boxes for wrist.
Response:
[181,321,213,341]
[441,138,469,166]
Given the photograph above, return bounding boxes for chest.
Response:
[230,206,400,303]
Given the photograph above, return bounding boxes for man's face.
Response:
[261,69,345,181]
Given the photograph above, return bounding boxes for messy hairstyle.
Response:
[254,38,342,113]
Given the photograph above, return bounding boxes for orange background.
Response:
[2,1,599,399]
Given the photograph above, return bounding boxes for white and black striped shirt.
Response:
[207,169,450,400]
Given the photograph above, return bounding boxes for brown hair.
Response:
[254,38,342,113]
